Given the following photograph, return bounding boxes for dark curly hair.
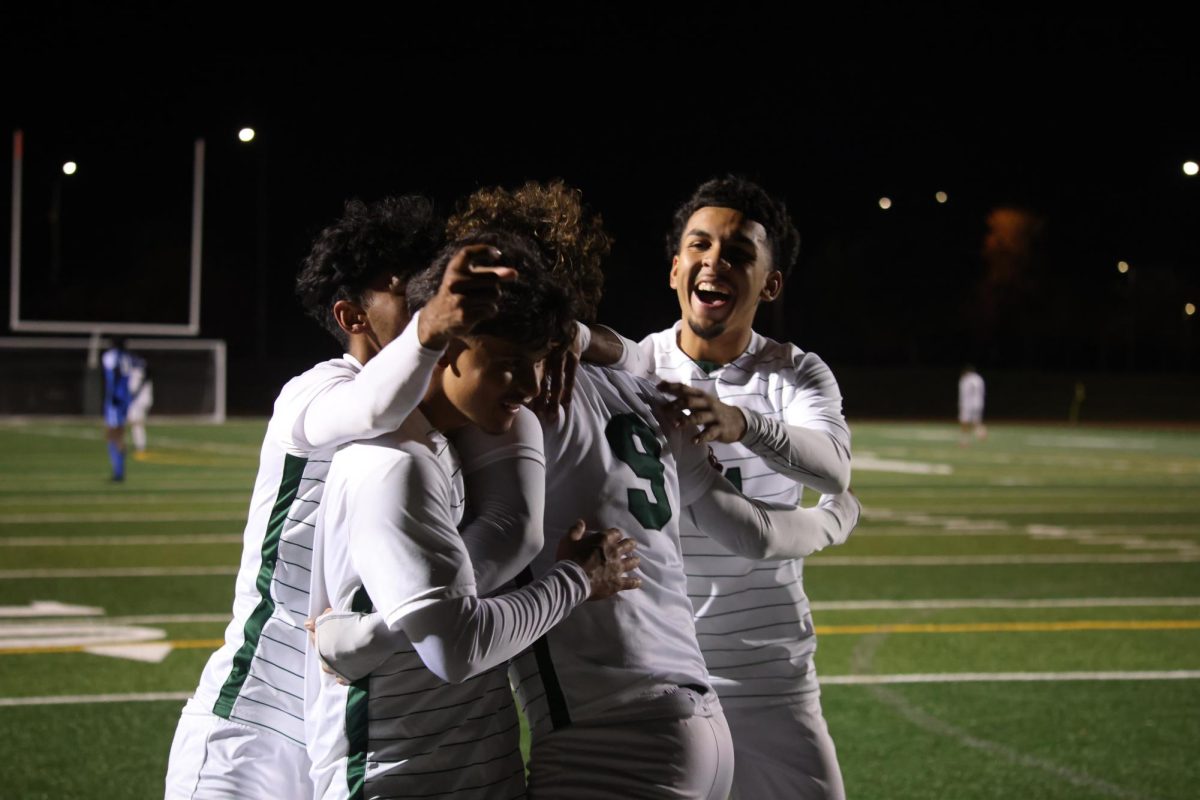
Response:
[295,195,444,346]
[407,230,573,352]
[446,180,611,323]
[667,176,801,279]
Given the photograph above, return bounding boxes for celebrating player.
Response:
[164,196,521,799]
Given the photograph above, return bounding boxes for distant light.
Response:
[878,197,892,210]
[935,191,948,204]
[1187,303,1197,317]
[1117,261,1129,274]
[1184,161,1199,176]
[62,161,77,175]
[238,127,256,143]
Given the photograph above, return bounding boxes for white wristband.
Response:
[573,321,593,354]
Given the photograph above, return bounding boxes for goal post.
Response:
[0,336,226,422]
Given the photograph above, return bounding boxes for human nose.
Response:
[515,360,542,401]
[702,245,729,271]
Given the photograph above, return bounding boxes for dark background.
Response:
[2,6,1197,417]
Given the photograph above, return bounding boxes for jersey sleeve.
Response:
[687,476,861,560]
[345,448,476,628]
[740,349,852,494]
[451,407,547,595]
[290,309,444,452]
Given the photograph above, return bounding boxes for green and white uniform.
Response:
[165,313,442,799]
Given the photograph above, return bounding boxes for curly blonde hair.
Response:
[447,180,612,322]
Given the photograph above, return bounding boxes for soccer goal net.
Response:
[0,337,226,422]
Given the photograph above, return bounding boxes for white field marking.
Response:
[15,613,229,625]
[823,670,1200,685]
[877,428,961,442]
[0,493,245,507]
[0,622,165,649]
[0,601,104,617]
[0,566,237,579]
[1,534,242,547]
[0,480,249,493]
[863,508,1200,556]
[853,454,953,475]
[1024,433,1160,451]
[0,692,189,707]
[85,643,173,663]
[811,553,1200,566]
[811,597,1200,611]
[1,511,246,523]
[8,426,261,456]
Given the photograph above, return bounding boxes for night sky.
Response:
[3,7,1197,412]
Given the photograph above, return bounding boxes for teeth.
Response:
[697,281,728,294]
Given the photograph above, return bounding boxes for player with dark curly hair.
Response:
[165,196,519,799]
[306,228,641,800]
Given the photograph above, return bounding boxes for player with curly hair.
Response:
[165,195,519,799]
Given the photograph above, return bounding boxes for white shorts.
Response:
[959,406,983,424]
[164,698,313,800]
[726,692,844,800]
[528,687,733,800]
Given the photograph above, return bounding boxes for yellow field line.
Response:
[816,620,1200,635]
[4,620,1200,656]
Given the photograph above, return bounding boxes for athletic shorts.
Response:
[527,686,733,800]
[725,692,844,800]
[105,404,128,428]
[959,406,983,424]
[164,698,313,800]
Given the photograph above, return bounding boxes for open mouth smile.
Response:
[692,280,735,309]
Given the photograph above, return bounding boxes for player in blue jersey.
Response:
[101,337,134,481]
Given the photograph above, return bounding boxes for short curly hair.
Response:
[295,195,444,346]
[407,229,574,352]
[667,176,801,279]
[447,180,611,323]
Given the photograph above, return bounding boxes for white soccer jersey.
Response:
[642,323,851,705]
[959,371,985,421]
[181,315,441,752]
[306,411,525,800]
[510,364,720,738]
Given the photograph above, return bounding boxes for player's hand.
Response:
[306,608,351,686]
[530,322,582,416]
[555,520,641,601]
[417,245,518,349]
[658,381,747,444]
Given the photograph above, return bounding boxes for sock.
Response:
[108,442,125,480]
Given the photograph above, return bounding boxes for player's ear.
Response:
[332,299,368,336]
[438,339,468,373]
[669,256,680,290]
[759,270,783,303]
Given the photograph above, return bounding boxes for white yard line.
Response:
[823,670,1200,685]
[0,692,189,707]
[0,566,237,579]
[853,454,954,475]
[7,427,260,456]
[812,553,1200,565]
[1,534,241,547]
[0,494,246,507]
[6,669,1199,708]
[1,511,246,523]
[811,597,1200,610]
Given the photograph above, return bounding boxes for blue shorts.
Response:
[105,404,128,428]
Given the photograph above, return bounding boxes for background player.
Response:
[307,230,641,800]
[959,364,986,443]
[100,337,133,481]
[165,196,518,799]
[127,353,153,455]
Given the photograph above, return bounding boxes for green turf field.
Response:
[1,420,1197,799]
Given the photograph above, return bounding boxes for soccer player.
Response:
[959,364,986,444]
[100,337,133,481]
[306,229,642,800]
[584,177,853,799]
[127,353,153,455]
[164,196,520,799]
